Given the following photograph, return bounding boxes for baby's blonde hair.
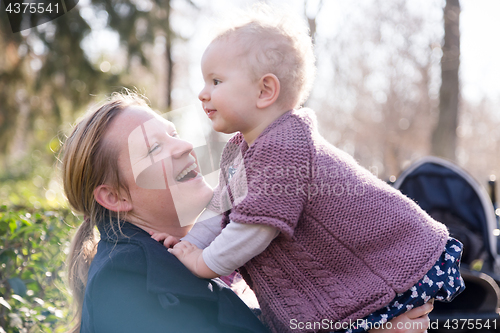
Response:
[212,3,316,109]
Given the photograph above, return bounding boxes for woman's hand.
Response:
[368,301,433,333]
[169,241,219,279]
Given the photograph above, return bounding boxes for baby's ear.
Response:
[94,184,133,212]
[257,73,280,109]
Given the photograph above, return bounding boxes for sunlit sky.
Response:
[78,0,500,105]
[460,0,500,103]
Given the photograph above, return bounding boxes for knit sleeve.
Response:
[228,117,312,239]
[206,184,228,214]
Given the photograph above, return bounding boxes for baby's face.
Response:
[199,38,262,136]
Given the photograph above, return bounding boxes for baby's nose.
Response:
[198,86,210,102]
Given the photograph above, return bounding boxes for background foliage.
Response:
[0,185,79,332]
[0,0,499,331]
[0,0,184,329]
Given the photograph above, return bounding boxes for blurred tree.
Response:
[457,98,500,183]
[431,0,460,161]
[0,3,116,173]
[0,0,198,175]
[304,0,324,44]
[92,0,200,109]
[313,0,442,179]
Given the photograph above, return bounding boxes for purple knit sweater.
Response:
[208,108,449,333]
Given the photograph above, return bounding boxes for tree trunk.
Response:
[304,0,323,44]
[431,0,460,161]
[165,0,173,110]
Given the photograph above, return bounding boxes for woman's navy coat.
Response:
[80,221,268,333]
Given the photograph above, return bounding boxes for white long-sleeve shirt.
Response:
[182,209,279,276]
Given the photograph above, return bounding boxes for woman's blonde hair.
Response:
[62,92,148,333]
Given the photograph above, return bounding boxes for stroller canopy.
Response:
[393,156,499,272]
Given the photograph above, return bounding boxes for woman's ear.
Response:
[94,185,133,212]
[257,74,280,109]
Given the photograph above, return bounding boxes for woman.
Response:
[62,93,433,333]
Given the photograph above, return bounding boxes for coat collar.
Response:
[97,220,267,332]
[98,220,218,300]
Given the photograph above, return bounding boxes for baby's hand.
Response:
[169,241,218,279]
[150,231,180,248]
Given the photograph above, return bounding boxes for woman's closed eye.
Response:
[148,143,161,155]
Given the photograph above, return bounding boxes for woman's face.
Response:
[106,105,213,236]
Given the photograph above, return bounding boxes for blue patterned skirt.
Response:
[338,237,465,333]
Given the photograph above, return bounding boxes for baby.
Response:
[152,5,464,333]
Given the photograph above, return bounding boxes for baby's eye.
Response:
[213,79,221,86]
[171,132,179,138]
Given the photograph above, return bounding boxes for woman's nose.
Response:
[170,137,194,160]
[198,85,210,102]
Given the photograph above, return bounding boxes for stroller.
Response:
[393,156,500,332]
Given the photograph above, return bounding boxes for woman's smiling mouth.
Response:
[175,163,199,182]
